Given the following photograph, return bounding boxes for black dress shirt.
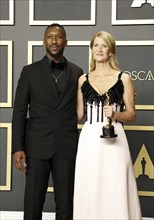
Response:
[46,56,66,95]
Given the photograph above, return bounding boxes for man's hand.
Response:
[13,151,27,172]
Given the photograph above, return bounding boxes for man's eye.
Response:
[57,36,63,39]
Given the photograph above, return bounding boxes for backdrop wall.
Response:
[0,0,154,217]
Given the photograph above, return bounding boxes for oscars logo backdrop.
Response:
[112,0,154,24]
[134,144,154,195]
[131,0,154,7]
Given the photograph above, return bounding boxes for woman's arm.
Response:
[105,74,136,123]
[77,75,86,122]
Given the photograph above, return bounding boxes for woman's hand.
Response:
[104,105,115,119]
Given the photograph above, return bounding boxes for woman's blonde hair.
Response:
[89,31,120,72]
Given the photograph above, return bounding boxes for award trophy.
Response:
[100,92,117,138]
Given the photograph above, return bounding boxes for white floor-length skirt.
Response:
[73,118,142,219]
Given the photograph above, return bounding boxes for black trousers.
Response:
[24,149,76,220]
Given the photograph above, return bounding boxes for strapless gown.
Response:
[73,73,142,219]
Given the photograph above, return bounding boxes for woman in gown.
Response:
[73,31,142,219]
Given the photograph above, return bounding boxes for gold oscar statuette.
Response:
[100,92,117,138]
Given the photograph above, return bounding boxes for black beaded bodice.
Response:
[81,72,124,123]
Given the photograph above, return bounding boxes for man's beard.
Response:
[46,47,64,59]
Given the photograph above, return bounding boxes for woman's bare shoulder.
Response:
[121,72,132,82]
[79,73,88,85]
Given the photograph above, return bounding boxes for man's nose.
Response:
[52,36,57,43]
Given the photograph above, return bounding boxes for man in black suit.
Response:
[12,23,83,220]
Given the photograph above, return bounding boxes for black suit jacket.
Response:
[12,56,83,159]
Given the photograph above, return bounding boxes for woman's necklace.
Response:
[52,71,63,83]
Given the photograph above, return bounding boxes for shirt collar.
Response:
[46,56,65,66]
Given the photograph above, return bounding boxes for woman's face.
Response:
[92,36,111,63]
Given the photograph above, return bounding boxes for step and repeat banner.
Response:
[0,0,153,217]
